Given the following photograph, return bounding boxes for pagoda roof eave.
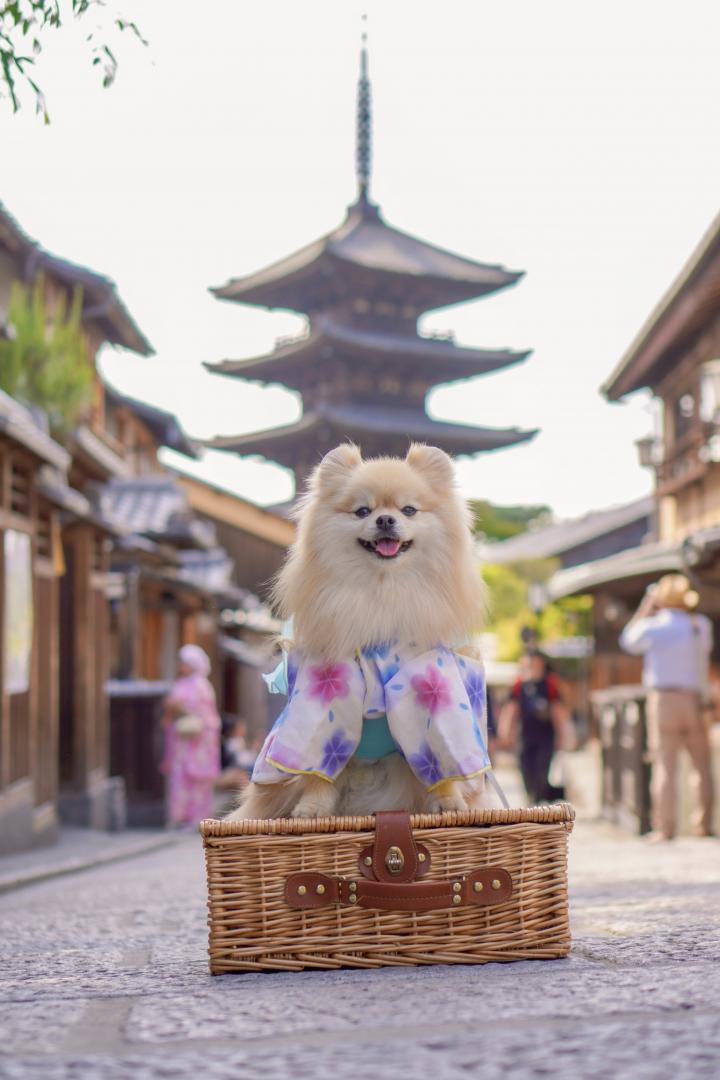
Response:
[204,322,531,389]
[210,200,523,315]
[205,405,537,468]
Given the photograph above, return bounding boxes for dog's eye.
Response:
[401,506,418,517]
[354,506,371,519]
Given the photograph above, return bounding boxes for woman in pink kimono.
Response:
[162,645,221,827]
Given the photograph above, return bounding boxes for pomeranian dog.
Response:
[227,442,490,821]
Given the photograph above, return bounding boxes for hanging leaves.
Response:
[0,1,147,121]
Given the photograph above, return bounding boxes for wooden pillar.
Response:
[33,506,60,809]
[60,525,110,790]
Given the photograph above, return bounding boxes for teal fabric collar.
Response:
[354,715,398,759]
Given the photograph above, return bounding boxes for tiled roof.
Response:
[477,497,654,564]
[0,202,153,355]
[211,198,522,315]
[104,384,198,458]
[99,474,217,549]
[0,390,69,470]
[206,316,530,390]
[208,402,537,468]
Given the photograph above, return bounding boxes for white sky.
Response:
[2,0,719,516]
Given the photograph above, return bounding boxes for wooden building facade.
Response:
[0,202,152,848]
[551,212,720,667]
[0,392,94,852]
[546,212,720,834]
[1,202,295,847]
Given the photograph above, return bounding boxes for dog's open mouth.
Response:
[358,537,413,559]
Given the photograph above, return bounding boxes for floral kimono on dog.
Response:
[253,643,490,790]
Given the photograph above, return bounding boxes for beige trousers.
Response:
[646,689,715,838]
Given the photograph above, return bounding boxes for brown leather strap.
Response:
[285,872,340,909]
[286,867,513,912]
[371,811,418,883]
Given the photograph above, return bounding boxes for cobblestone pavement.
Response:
[1,814,718,1079]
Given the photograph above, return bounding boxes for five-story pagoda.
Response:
[206,41,536,490]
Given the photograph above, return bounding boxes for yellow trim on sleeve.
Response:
[426,764,491,791]
[264,754,334,783]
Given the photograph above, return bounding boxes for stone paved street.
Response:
[1,814,719,1080]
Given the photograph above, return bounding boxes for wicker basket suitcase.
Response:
[201,803,574,973]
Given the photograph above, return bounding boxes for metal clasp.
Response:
[384,845,405,874]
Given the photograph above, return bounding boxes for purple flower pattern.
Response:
[408,742,443,786]
[463,669,486,717]
[320,730,355,776]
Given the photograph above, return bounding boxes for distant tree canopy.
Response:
[482,560,592,663]
[475,503,592,661]
[0,276,94,434]
[470,499,550,540]
[1,1,145,121]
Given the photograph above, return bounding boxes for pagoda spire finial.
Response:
[356,15,372,202]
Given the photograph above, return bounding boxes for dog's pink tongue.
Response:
[376,538,401,557]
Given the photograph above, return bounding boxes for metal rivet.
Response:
[473,881,484,893]
[364,856,373,866]
[492,879,502,890]
[349,881,357,892]
[452,881,462,893]
[418,852,426,863]
[297,885,307,896]
[315,883,325,895]
[452,894,462,905]
[349,894,358,904]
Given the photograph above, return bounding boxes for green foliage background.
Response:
[470,499,550,541]
[0,276,93,434]
[477,507,593,662]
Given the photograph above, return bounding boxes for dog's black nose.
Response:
[376,515,396,531]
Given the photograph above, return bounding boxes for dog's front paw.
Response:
[425,781,467,814]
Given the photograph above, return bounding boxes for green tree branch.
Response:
[1,1,146,121]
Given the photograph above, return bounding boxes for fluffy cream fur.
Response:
[275,443,485,660]
[227,443,488,821]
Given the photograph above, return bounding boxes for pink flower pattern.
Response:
[410,664,452,715]
[307,663,351,706]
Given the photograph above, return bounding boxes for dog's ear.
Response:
[405,444,455,489]
[314,443,362,494]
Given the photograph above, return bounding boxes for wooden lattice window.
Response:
[10,460,31,517]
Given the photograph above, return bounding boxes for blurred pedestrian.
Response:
[620,574,715,839]
[161,644,221,828]
[499,650,573,804]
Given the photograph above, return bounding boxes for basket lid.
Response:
[200,802,575,837]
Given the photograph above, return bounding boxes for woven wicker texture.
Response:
[202,803,575,973]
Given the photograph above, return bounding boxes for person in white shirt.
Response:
[620,574,715,840]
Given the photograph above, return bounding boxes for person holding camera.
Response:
[620,574,715,840]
